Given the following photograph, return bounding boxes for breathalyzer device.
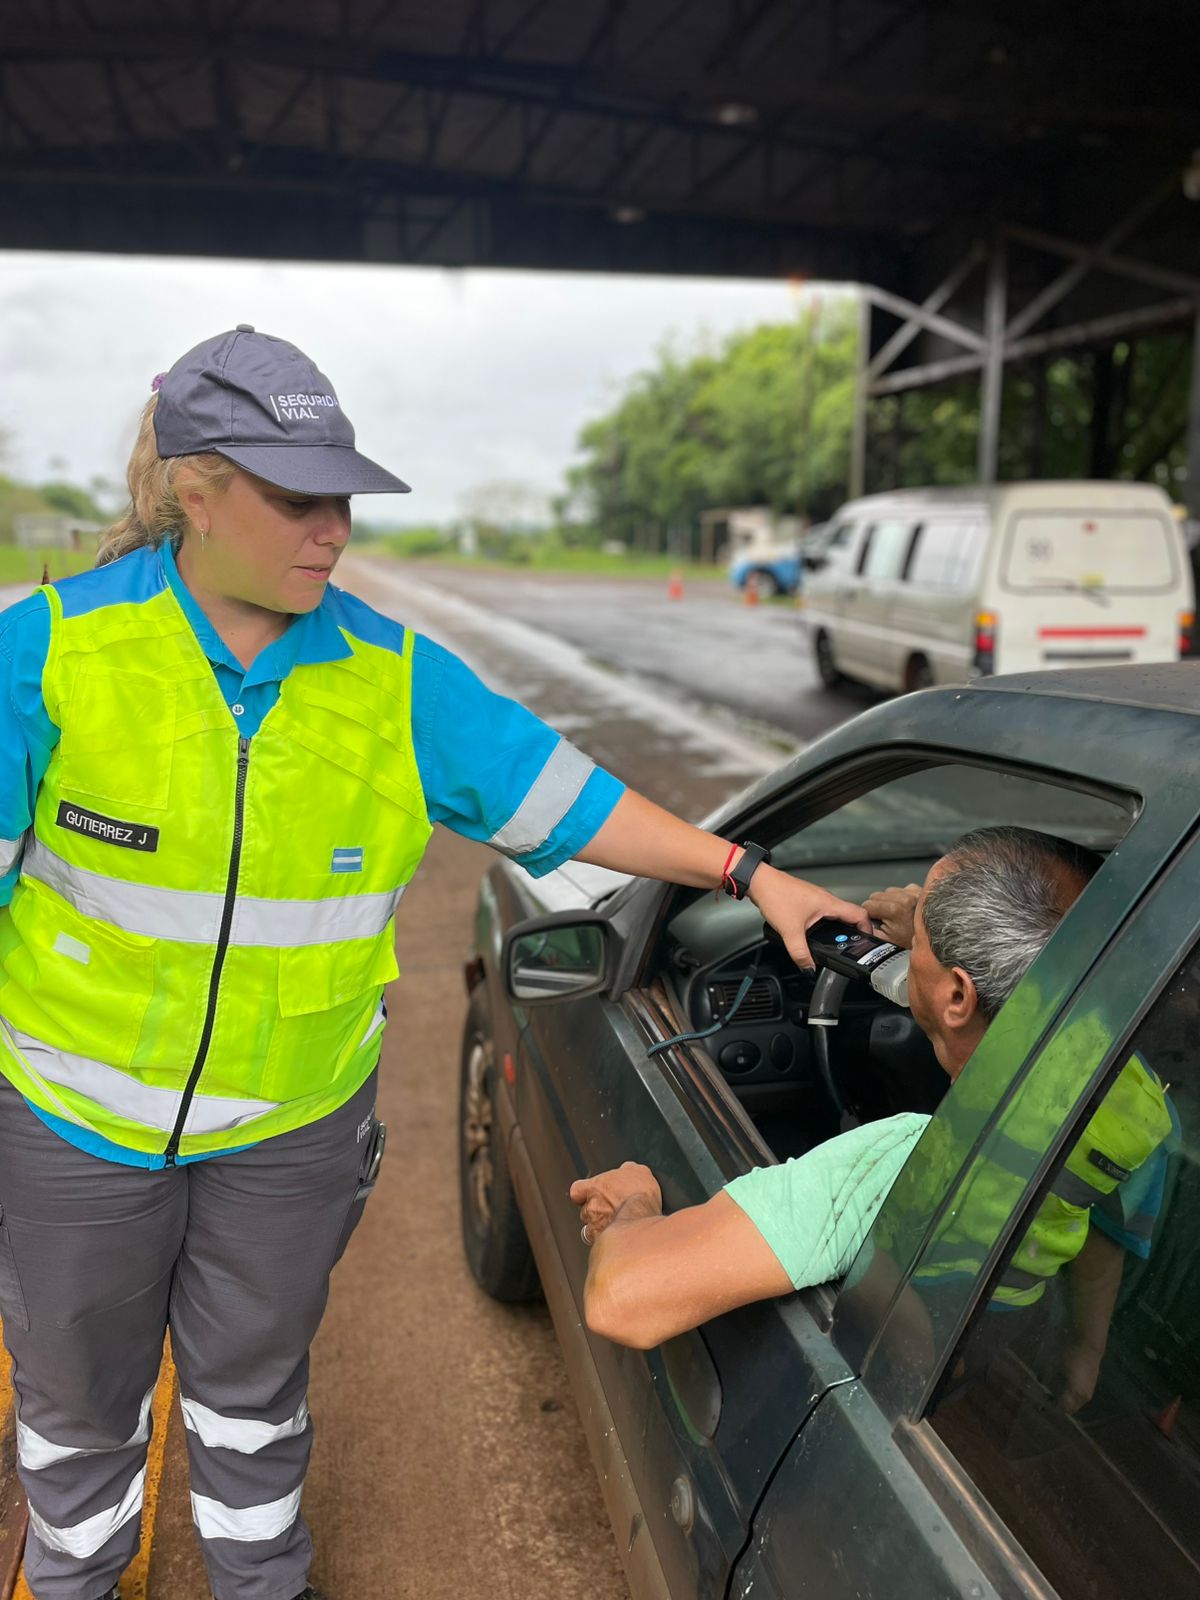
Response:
[806,919,911,1008]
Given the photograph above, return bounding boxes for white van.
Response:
[802,481,1194,693]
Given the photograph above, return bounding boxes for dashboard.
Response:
[662,868,948,1157]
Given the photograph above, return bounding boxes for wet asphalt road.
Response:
[386,563,887,747]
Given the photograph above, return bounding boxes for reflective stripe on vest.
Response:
[917,1054,1171,1308]
[23,837,407,947]
[3,1021,281,1135]
[0,573,432,1158]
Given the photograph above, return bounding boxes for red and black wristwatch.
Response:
[721,841,772,900]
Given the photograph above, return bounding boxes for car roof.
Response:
[977,661,1200,716]
[724,661,1200,835]
[830,480,1174,522]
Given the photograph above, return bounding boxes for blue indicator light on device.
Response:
[835,934,849,944]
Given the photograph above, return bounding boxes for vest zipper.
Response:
[164,736,251,1166]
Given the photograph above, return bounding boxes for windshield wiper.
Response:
[1031,578,1111,608]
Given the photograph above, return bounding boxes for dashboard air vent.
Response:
[707,978,780,1023]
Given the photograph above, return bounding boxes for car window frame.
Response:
[844,820,1200,1424]
[855,523,876,575]
[904,516,988,591]
[858,518,915,582]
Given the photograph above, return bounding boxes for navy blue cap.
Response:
[153,326,410,496]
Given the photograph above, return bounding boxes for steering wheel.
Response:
[759,922,853,1123]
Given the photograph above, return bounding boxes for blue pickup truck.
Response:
[728,545,802,597]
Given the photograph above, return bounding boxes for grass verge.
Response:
[0,546,97,586]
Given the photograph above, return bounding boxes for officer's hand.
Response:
[1057,1341,1103,1414]
[570,1162,662,1243]
[749,866,871,970]
[864,884,923,950]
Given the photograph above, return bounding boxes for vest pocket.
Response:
[59,669,177,812]
[265,934,398,1100]
[277,931,399,1017]
[1,880,156,1069]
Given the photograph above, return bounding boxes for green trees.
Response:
[564,303,1191,556]
[564,304,858,551]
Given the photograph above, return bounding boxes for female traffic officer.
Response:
[0,327,866,1600]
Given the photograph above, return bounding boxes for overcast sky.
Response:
[0,252,810,524]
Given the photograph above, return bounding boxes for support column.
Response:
[977,241,1007,483]
[1089,346,1114,478]
[1187,312,1200,522]
[850,293,870,499]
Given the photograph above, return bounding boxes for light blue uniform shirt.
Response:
[0,543,624,1168]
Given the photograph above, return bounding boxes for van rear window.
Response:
[1002,511,1180,594]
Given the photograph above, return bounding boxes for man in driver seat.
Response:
[570,826,1173,1413]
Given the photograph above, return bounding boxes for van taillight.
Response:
[1180,611,1195,658]
[974,612,997,675]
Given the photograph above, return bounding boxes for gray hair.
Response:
[921,826,1101,1020]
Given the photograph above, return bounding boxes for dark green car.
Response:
[458,665,1200,1600]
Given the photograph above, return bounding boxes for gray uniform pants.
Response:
[0,1069,380,1600]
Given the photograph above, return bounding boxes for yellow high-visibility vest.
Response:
[0,573,431,1160]
[916,1053,1172,1305]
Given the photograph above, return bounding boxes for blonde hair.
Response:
[96,393,236,567]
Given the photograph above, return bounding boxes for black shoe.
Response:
[293,1589,328,1600]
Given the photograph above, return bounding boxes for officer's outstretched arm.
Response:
[1058,1227,1125,1413]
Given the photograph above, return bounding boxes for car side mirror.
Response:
[802,553,827,572]
[502,911,612,1004]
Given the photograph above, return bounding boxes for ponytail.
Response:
[96,394,235,567]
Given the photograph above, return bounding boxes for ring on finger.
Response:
[581,1223,594,1246]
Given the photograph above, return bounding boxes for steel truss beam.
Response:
[852,172,1200,502]
[867,296,1199,396]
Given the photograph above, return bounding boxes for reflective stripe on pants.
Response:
[0,1068,380,1600]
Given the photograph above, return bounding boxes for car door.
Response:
[729,827,1200,1599]
[511,917,857,1600]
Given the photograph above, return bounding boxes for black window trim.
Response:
[856,523,877,575]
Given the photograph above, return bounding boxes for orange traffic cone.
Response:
[1154,1394,1182,1437]
[667,570,684,601]
[744,577,760,607]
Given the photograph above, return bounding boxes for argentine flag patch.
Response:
[331,847,364,874]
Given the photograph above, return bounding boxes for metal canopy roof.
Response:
[2,1,1198,294]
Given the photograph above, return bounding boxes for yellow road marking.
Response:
[5,1333,177,1600]
[119,1338,177,1600]
[0,1338,12,1424]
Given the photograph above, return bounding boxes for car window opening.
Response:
[660,761,1135,1169]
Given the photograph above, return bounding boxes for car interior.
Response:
[657,761,1136,1162]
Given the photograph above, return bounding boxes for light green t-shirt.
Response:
[724,1112,930,1289]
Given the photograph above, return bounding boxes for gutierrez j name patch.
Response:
[57,801,160,853]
